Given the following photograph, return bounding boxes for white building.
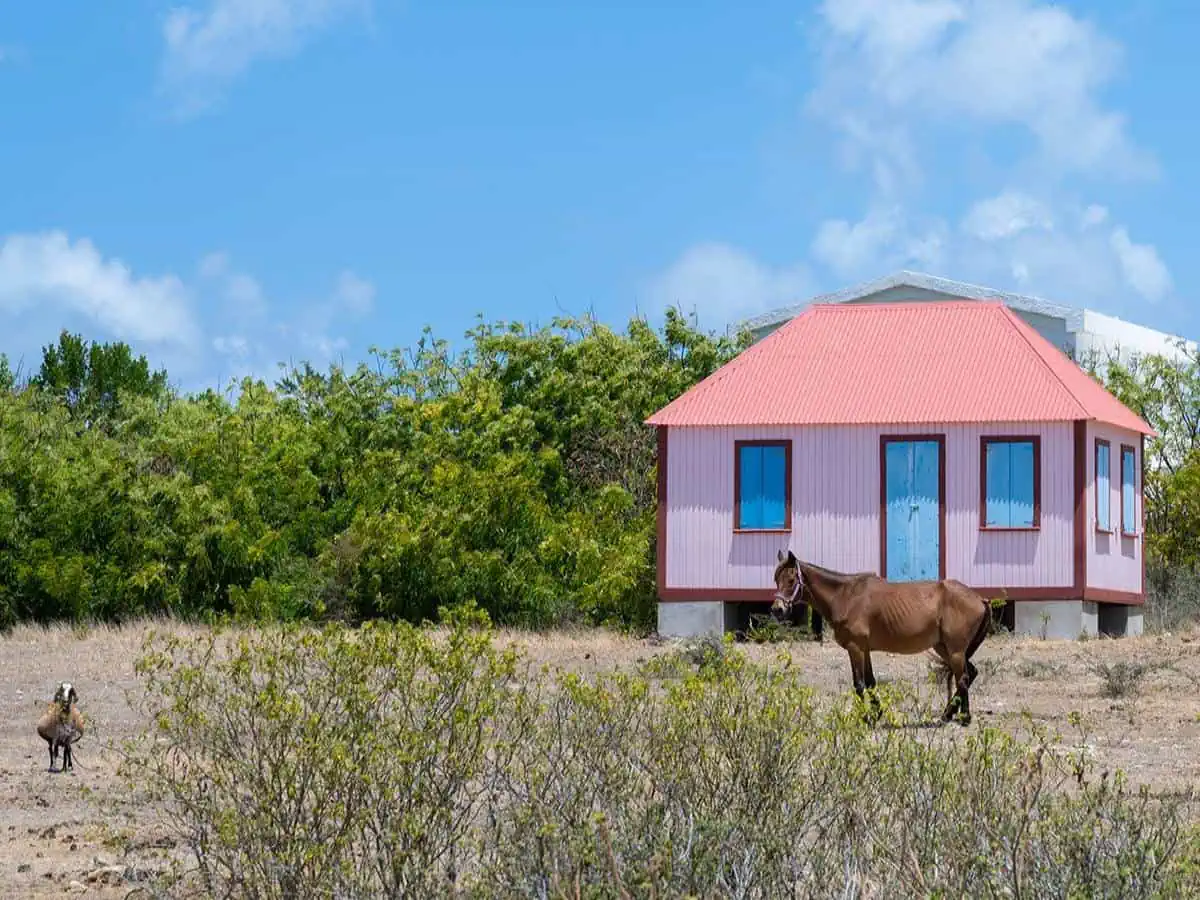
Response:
[741,271,1195,368]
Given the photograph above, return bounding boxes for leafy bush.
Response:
[120,615,1200,899]
[0,312,748,631]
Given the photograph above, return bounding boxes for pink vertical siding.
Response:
[664,422,1074,591]
[1086,422,1143,593]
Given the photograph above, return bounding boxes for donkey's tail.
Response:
[966,595,991,660]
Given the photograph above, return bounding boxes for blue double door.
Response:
[883,438,942,582]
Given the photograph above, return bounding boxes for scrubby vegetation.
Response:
[117,607,1200,899]
[0,317,746,633]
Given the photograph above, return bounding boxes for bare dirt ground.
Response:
[2,619,1199,898]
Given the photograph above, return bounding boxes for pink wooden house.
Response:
[645,300,1156,640]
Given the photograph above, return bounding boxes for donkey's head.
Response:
[771,549,805,621]
[53,681,77,710]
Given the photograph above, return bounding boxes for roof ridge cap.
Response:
[996,305,1090,419]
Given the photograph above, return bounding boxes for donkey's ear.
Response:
[777,549,786,562]
[787,550,798,565]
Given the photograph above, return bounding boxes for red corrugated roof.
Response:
[645,301,1156,435]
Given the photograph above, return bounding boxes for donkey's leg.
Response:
[847,645,881,723]
[810,608,824,643]
[940,652,968,724]
[862,650,883,716]
[932,642,954,706]
[957,675,973,725]
[962,601,989,691]
[846,645,867,699]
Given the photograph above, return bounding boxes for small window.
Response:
[1121,444,1137,535]
[981,437,1040,529]
[734,440,790,531]
[1095,439,1111,532]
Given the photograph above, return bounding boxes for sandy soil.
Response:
[2,619,1198,898]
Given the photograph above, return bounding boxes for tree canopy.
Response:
[0,311,749,631]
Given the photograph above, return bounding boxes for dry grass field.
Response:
[1,618,1198,898]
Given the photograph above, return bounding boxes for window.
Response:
[1095,439,1111,532]
[734,440,791,531]
[980,436,1040,529]
[1121,444,1137,535]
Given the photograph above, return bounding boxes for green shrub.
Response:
[120,615,1200,898]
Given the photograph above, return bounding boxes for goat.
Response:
[36,681,85,773]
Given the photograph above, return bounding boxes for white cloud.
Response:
[810,190,1172,306]
[810,0,1156,183]
[198,251,230,279]
[811,205,946,277]
[198,251,269,321]
[160,0,370,114]
[651,0,1174,322]
[212,334,251,358]
[961,191,1054,241]
[1081,204,1110,229]
[793,0,1174,313]
[0,233,377,392]
[643,242,813,326]
[951,212,1142,303]
[1110,227,1172,302]
[0,231,199,347]
[333,270,375,316]
[196,258,375,385]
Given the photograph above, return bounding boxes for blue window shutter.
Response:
[912,440,940,579]
[739,445,763,529]
[761,444,787,529]
[1009,441,1035,528]
[985,442,1012,527]
[1097,444,1111,529]
[1122,448,1136,533]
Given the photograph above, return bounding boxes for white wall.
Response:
[1075,310,1195,365]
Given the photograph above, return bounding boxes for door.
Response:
[883,438,942,581]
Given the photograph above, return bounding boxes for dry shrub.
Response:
[119,609,1200,899]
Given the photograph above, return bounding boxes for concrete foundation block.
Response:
[1013,600,1099,640]
[1098,604,1145,638]
[1125,610,1145,637]
[657,601,728,639]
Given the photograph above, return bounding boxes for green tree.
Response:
[1083,340,1200,571]
[32,330,170,420]
[0,308,746,631]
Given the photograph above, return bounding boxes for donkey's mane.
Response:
[795,559,876,583]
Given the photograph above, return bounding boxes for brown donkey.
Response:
[771,550,991,725]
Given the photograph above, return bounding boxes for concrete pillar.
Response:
[1125,610,1145,637]
[657,601,727,638]
[1013,600,1099,640]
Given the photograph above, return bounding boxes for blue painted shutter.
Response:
[984,442,1012,527]
[913,440,940,580]
[1122,448,1136,533]
[983,441,1034,528]
[885,441,913,581]
[1097,444,1110,529]
[761,444,787,530]
[1009,441,1035,528]
[739,445,763,529]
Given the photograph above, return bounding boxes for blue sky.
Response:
[1,0,1197,393]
